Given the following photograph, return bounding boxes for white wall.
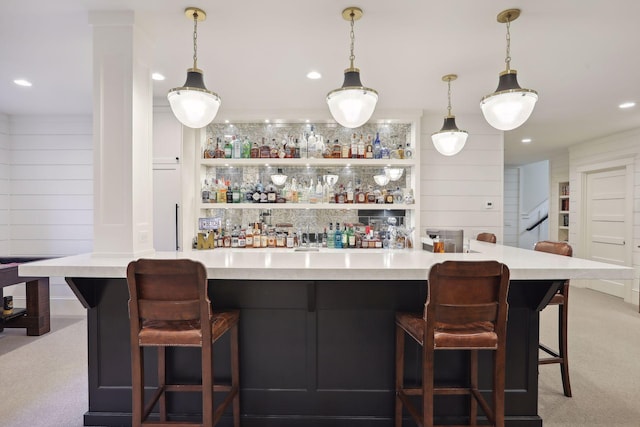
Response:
[568,128,640,304]
[503,167,519,247]
[0,114,9,255]
[549,150,570,241]
[420,113,504,243]
[5,115,92,315]
[520,160,549,213]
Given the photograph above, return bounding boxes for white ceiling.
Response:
[1,0,639,165]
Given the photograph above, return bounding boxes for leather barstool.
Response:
[476,232,497,243]
[126,259,240,426]
[395,260,510,427]
[534,240,572,397]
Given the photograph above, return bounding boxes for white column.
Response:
[89,11,154,256]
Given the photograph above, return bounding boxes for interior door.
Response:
[584,167,630,297]
[153,165,181,251]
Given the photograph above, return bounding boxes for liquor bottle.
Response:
[300,133,308,159]
[214,137,225,159]
[238,228,246,248]
[232,183,241,203]
[290,178,299,203]
[350,133,358,159]
[245,226,253,248]
[355,185,366,204]
[266,183,277,203]
[307,126,317,158]
[201,179,210,203]
[322,227,328,248]
[341,224,348,248]
[380,140,390,159]
[357,134,365,159]
[217,180,227,203]
[204,138,215,158]
[232,135,242,158]
[341,138,350,158]
[364,135,374,159]
[260,137,271,158]
[347,225,356,248]
[226,182,234,204]
[334,223,343,249]
[397,143,405,160]
[315,177,323,201]
[242,137,251,159]
[332,139,342,158]
[327,223,335,248]
[253,225,262,248]
[224,138,233,158]
[294,138,301,159]
[346,181,354,204]
[270,139,279,158]
[404,136,413,159]
[373,132,382,159]
[250,140,260,158]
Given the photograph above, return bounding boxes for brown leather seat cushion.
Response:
[396,312,498,349]
[139,310,239,346]
[549,293,565,305]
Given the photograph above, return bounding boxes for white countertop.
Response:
[18,241,634,281]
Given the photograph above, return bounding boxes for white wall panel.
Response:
[11,149,92,165]
[11,134,93,150]
[503,167,519,247]
[422,180,501,196]
[9,180,93,194]
[10,225,93,240]
[10,209,93,225]
[0,113,8,256]
[11,164,92,180]
[5,115,92,314]
[10,240,93,256]
[419,113,503,242]
[569,128,640,303]
[10,195,93,210]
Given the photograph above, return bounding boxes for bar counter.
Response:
[19,242,634,427]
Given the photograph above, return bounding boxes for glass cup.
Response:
[433,237,445,253]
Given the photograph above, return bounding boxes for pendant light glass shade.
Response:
[327,69,378,129]
[432,74,468,156]
[481,9,537,131]
[327,7,378,129]
[168,8,221,129]
[480,70,537,131]
[168,69,221,129]
[432,117,468,156]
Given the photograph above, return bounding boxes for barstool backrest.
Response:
[425,261,510,347]
[126,259,211,339]
[476,232,497,243]
[534,241,572,257]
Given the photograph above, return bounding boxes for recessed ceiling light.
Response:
[306,71,322,80]
[14,79,32,87]
[521,138,532,144]
[265,119,270,123]
[619,101,636,109]
[151,73,165,81]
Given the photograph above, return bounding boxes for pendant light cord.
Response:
[504,19,512,71]
[349,11,356,69]
[447,79,453,117]
[192,10,199,69]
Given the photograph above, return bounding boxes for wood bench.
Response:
[0,259,50,336]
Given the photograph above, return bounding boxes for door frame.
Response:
[576,158,634,301]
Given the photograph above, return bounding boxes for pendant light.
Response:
[326,7,378,129]
[167,7,221,129]
[432,74,468,156]
[480,9,538,131]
